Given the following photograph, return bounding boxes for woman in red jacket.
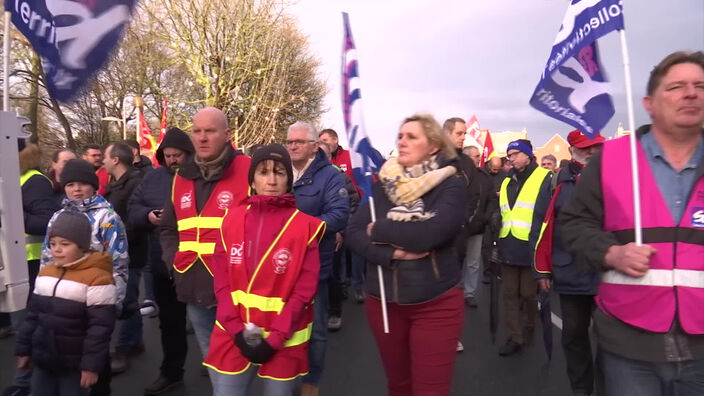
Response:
[204,144,325,396]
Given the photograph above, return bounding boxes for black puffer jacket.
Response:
[346,165,467,304]
[104,168,145,268]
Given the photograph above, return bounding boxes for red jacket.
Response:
[204,194,325,379]
[96,167,109,196]
[331,146,360,195]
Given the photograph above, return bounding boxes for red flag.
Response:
[138,111,156,151]
[158,97,167,144]
[467,114,482,142]
[480,130,495,168]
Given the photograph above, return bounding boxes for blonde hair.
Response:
[400,113,457,159]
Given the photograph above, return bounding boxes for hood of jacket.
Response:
[62,193,113,213]
[55,250,113,273]
[156,128,195,166]
[19,143,42,175]
[177,143,239,181]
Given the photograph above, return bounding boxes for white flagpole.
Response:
[367,192,390,334]
[3,11,11,111]
[618,29,642,245]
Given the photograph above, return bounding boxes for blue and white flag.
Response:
[7,0,136,102]
[530,0,624,138]
[342,12,384,202]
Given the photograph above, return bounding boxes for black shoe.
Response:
[144,375,183,395]
[498,339,522,356]
[327,315,342,332]
[523,327,535,345]
[111,351,128,374]
[2,386,30,396]
[464,295,478,308]
[354,288,365,303]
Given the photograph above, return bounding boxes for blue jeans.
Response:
[348,250,365,289]
[303,280,328,386]
[211,364,299,396]
[116,267,144,352]
[32,366,87,396]
[463,234,483,297]
[186,304,216,358]
[599,349,704,396]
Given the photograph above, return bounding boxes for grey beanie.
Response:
[49,212,92,250]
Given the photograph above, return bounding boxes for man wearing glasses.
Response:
[286,121,349,396]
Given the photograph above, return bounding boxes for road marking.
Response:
[551,312,563,330]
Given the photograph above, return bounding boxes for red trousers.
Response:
[366,287,464,396]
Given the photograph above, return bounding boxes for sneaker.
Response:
[327,315,342,332]
[111,351,128,374]
[144,375,183,395]
[456,341,464,353]
[353,288,365,304]
[2,386,30,396]
[140,300,159,318]
[464,295,478,308]
[498,339,522,356]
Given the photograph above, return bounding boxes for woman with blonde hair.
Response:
[347,113,467,396]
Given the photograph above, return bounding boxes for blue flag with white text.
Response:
[7,0,135,102]
[530,0,624,138]
[342,12,384,202]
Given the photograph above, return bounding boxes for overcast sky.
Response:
[288,0,704,155]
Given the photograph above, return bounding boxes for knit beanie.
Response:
[506,140,534,158]
[248,144,294,193]
[49,212,92,250]
[61,159,100,190]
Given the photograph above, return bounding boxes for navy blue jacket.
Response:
[293,149,349,280]
[22,172,59,237]
[529,161,599,295]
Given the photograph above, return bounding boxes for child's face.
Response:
[64,182,95,201]
[50,236,84,265]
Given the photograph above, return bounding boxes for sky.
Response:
[288,0,704,155]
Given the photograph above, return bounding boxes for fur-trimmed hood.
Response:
[19,143,41,174]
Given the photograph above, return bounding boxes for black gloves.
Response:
[234,331,275,364]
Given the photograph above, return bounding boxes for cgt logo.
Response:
[230,242,244,265]
[692,208,704,228]
[180,192,192,210]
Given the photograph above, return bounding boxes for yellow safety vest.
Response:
[19,169,52,261]
[498,166,550,241]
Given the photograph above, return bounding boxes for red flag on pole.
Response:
[480,130,495,168]
[138,110,156,151]
[158,97,167,144]
[467,114,482,142]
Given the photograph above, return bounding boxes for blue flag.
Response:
[342,12,384,202]
[530,0,624,138]
[7,0,136,102]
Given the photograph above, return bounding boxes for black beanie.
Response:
[248,144,294,193]
[61,159,99,190]
[49,212,92,251]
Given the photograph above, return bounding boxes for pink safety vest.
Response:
[600,135,704,334]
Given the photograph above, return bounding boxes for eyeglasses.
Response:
[285,139,315,146]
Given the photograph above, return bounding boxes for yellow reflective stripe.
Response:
[177,216,223,231]
[263,322,313,348]
[245,210,300,323]
[178,241,216,255]
[202,361,251,376]
[307,221,326,245]
[20,169,51,187]
[231,290,285,314]
[498,167,550,241]
[215,320,226,331]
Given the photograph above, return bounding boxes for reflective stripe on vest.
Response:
[231,290,285,314]
[177,241,216,255]
[20,170,51,261]
[263,323,313,348]
[177,217,223,231]
[498,166,550,241]
[603,269,704,289]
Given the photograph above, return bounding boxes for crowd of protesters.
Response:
[0,50,702,396]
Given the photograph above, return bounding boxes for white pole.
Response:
[122,101,127,140]
[367,189,390,334]
[3,11,11,111]
[619,29,642,246]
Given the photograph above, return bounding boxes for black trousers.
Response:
[152,260,188,381]
[559,293,597,395]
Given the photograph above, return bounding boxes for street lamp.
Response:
[101,115,126,140]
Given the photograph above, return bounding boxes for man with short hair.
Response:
[463,146,482,168]
[160,107,251,377]
[83,143,109,195]
[562,51,704,395]
[48,148,77,197]
[122,139,154,175]
[286,121,349,396]
[101,142,146,375]
[541,154,558,171]
[531,130,605,396]
[129,128,195,394]
[497,139,552,356]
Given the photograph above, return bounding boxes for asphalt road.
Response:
[1,280,572,396]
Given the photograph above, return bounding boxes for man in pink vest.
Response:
[562,51,704,395]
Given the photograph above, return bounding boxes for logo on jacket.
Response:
[230,242,244,265]
[217,191,234,210]
[340,164,348,172]
[180,192,193,210]
[272,248,292,274]
[692,208,704,228]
